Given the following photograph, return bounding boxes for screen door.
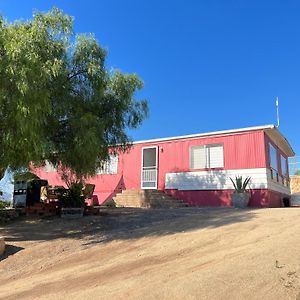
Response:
[141,147,158,189]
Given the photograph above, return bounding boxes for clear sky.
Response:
[1,1,299,162]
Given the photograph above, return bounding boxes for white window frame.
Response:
[97,154,118,175]
[44,160,57,173]
[190,144,224,169]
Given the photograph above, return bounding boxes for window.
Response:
[97,154,118,174]
[44,161,57,172]
[190,144,224,169]
[269,143,278,170]
[281,155,287,176]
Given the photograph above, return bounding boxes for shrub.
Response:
[0,200,10,209]
[59,183,85,208]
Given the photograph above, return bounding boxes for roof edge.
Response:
[266,126,295,157]
[132,124,275,145]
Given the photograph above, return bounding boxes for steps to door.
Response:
[113,189,188,208]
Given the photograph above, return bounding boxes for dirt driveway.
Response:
[1,207,300,300]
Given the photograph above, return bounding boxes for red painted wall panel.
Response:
[37,130,270,204]
[36,129,292,208]
[166,189,286,208]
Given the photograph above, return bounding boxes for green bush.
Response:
[59,183,85,208]
[0,200,10,209]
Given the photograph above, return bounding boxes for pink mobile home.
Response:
[36,124,294,208]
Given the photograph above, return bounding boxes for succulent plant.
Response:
[230,176,251,193]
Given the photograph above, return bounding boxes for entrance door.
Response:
[141,147,158,189]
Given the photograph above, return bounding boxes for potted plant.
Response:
[59,181,85,218]
[230,176,251,208]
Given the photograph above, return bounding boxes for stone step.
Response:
[120,189,170,195]
[118,190,155,194]
[115,195,184,203]
[116,191,178,197]
[114,196,178,203]
[114,189,188,209]
[119,196,180,202]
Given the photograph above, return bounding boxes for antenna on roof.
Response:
[276,96,280,128]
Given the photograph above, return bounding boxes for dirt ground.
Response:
[1,207,300,300]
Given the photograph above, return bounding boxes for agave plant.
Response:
[230,176,251,193]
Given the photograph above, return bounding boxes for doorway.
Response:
[141,147,158,189]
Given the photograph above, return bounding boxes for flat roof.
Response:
[132,124,295,156]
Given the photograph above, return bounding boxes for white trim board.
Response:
[165,168,291,195]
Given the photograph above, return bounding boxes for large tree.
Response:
[0,8,148,180]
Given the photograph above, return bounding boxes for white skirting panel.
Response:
[165,168,291,195]
[266,169,291,195]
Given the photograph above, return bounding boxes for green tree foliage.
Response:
[13,171,40,182]
[0,8,148,180]
[294,170,300,176]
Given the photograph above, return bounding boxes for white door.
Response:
[141,147,158,189]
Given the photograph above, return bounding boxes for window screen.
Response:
[44,161,57,172]
[281,155,287,176]
[97,154,118,174]
[190,144,224,169]
[190,146,206,169]
[208,144,224,168]
[269,143,278,170]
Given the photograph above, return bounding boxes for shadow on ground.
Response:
[1,207,256,246]
[0,245,24,261]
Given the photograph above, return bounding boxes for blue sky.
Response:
[1,1,300,160]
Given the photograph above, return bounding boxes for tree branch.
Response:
[67,69,88,80]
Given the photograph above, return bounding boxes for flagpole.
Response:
[276,96,280,128]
